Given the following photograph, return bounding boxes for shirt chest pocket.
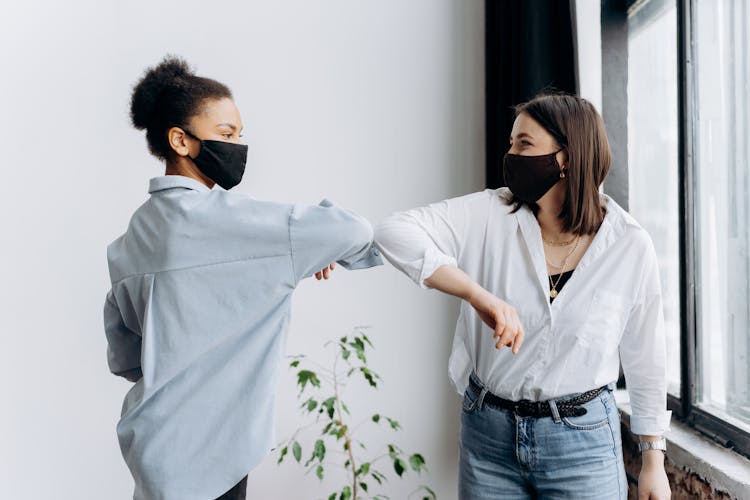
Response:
[575,289,632,354]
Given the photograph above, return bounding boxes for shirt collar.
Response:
[511,189,641,305]
[148,175,211,194]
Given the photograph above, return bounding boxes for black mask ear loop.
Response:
[181,128,202,156]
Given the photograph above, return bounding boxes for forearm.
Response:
[423,264,486,302]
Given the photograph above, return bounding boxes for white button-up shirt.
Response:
[374,188,671,436]
[104,175,382,500]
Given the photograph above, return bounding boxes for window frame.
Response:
[609,0,750,458]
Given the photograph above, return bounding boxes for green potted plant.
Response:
[277,327,437,500]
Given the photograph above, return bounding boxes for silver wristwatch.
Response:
[638,438,667,453]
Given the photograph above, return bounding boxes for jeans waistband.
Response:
[467,372,613,419]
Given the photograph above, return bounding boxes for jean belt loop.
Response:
[476,386,488,411]
[548,398,562,423]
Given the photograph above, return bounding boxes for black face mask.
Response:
[184,130,248,190]
[502,148,565,202]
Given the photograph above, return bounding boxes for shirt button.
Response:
[373,249,380,256]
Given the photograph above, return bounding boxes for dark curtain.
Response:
[485,0,578,188]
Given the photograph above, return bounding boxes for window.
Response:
[692,0,750,434]
[626,0,681,397]
[621,0,750,456]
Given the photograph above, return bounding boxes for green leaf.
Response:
[341,402,350,415]
[372,414,381,423]
[409,453,426,473]
[334,424,347,440]
[387,443,398,459]
[321,397,336,419]
[313,439,326,462]
[356,462,370,476]
[386,417,401,431]
[360,367,377,387]
[362,333,373,347]
[316,464,324,480]
[359,481,368,492]
[419,485,437,499]
[292,441,302,462]
[393,458,406,477]
[290,360,300,368]
[340,485,352,500]
[352,337,365,351]
[297,370,321,392]
[328,494,336,500]
[301,398,318,412]
[371,470,386,484]
[342,348,351,360]
[277,446,288,464]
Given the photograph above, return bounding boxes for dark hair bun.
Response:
[129,55,232,160]
[130,56,194,130]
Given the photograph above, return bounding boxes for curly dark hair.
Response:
[130,56,232,160]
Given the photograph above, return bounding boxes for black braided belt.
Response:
[468,376,605,418]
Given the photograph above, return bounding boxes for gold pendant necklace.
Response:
[549,272,565,298]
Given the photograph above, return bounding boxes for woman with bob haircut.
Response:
[103,56,381,500]
[375,92,671,499]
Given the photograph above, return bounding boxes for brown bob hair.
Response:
[508,92,611,235]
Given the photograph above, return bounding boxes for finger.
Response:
[329,263,336,270]
[323,267,330,279]
[497,309,515,348]
[315,271,322,280]
[512,326,525,354]
[493,318,507,348]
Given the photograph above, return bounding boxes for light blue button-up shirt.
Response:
[104,175,382,500]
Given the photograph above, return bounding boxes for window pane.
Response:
[694,0,750,432]
[627,0,681,396]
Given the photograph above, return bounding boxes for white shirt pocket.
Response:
[576,289,632,355]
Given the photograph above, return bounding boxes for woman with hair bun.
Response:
[375,93,671,499]
[104,56,381,500]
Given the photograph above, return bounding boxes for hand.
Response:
[315,263,336,280]
[468,289,525,353]
[638,453,671,499]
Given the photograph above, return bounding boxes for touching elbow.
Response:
[352,217,374,247]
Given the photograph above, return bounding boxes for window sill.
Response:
[615,390,750,499]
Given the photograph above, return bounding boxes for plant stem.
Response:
[333,355,358,499]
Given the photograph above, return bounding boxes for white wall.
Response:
[0,1,485,499]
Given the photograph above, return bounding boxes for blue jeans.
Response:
[459,374,627,499]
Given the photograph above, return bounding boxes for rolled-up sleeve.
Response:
[103,289,143,382]
[618,237,672,436]
[289,199,382,282]
[374,197,466,289]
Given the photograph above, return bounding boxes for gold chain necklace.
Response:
[542,234,577,246]
[545,235,580,270]
[546,235,581,298]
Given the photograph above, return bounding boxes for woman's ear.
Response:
[168,127,191,157]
